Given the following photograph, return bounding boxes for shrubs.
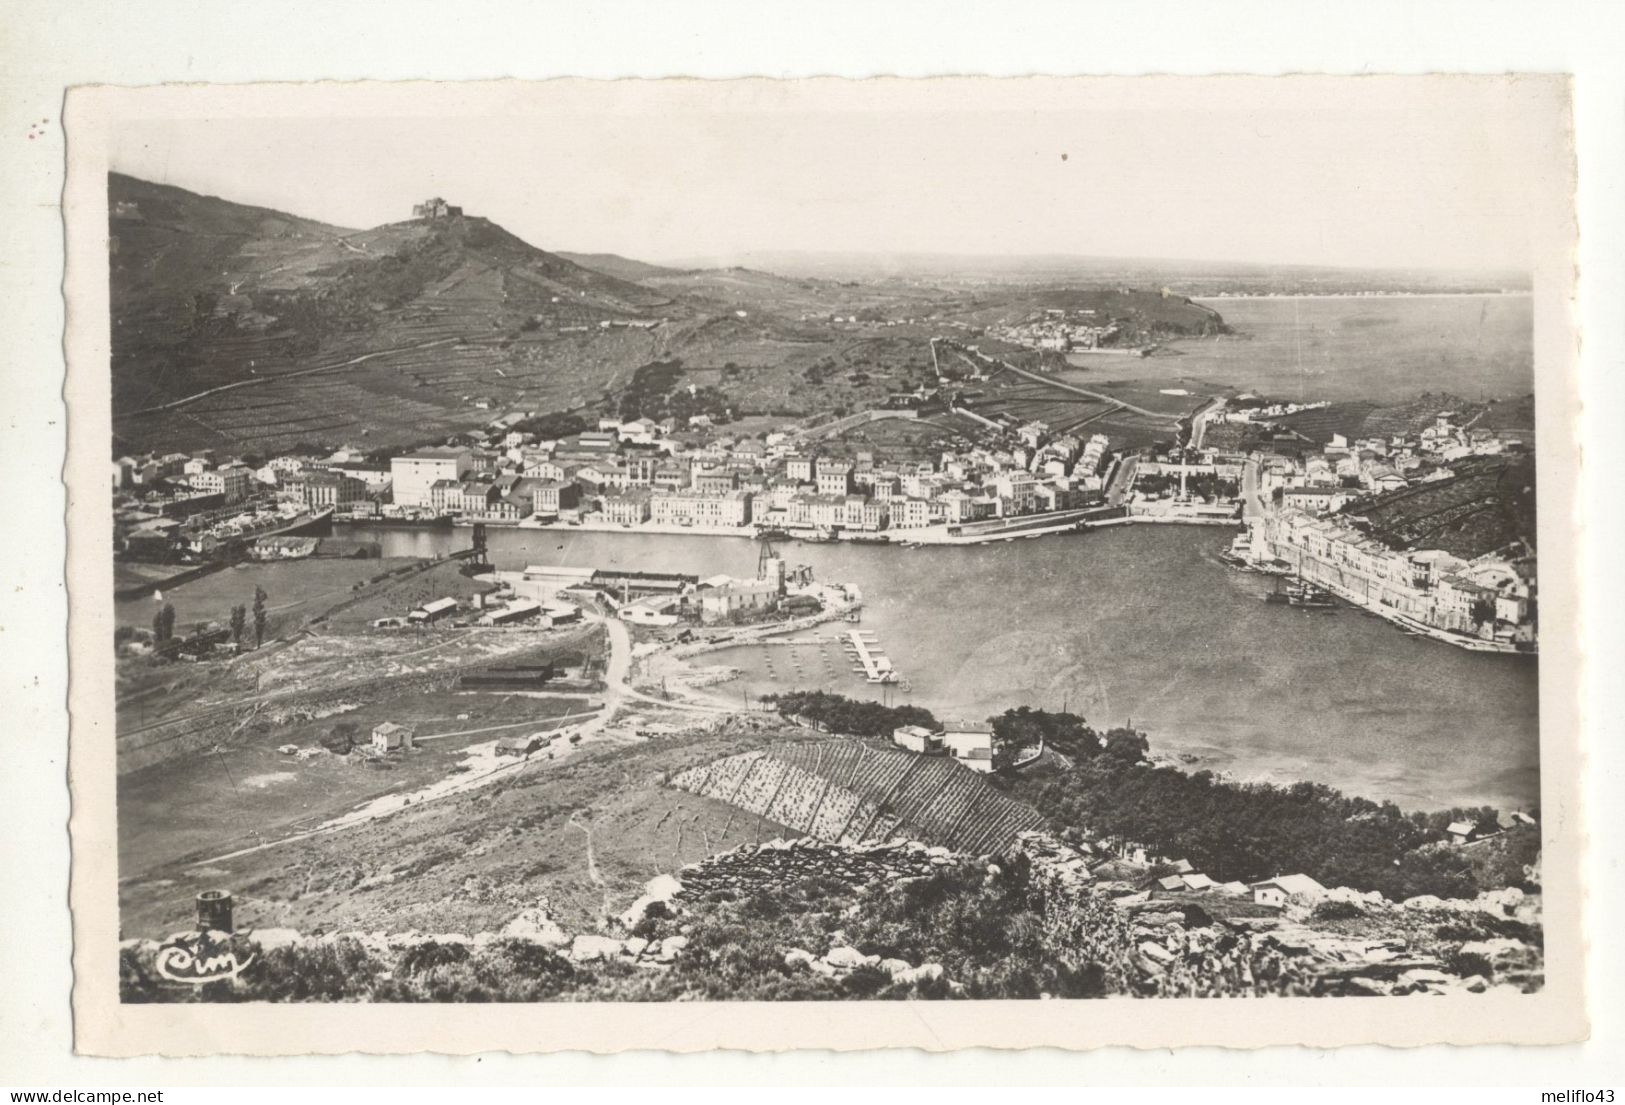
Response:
[1311,899,1363,922]
[763,690,938,739]
[1016,754,1528,902]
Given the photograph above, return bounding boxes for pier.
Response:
[843,629,900,684]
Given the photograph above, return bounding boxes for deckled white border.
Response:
[59,76,1585,1059]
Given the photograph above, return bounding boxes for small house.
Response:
[478,599,543,626]
[1251,873,1327,908]
[1446,820,1482,845]
[940,720,995,771]
[496,735,542,757]
[1181,873,1217,892]
[891,724,941,755]
[1155,875,1186,892]
[371,722,416,754]
[409,597,459,624]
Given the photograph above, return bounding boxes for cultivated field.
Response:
[117,723,825,939]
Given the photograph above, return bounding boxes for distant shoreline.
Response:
[1194,291,1531,302]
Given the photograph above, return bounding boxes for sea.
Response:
[345,522,1540,815]
[1067,293,1535,404]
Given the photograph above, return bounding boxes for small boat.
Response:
[1217,532,1255,570]
[1264,577,1336,609]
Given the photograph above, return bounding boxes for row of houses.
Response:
[1258,509,1536,640]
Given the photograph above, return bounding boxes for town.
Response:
[113,358,1539,653]
[94,87,1552,1017]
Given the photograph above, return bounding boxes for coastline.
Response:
[1193,291,1532,302]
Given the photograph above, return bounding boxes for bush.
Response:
[763,690,938,739]
[1311,899,1363,922]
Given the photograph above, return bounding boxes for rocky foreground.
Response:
[120,833,1542,1001]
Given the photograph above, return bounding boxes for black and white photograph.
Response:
[55,74,1584,1053]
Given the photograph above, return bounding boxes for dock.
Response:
[843,629,900,684]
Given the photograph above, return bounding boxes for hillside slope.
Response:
[557,251,685,283]
[109,174,681,455]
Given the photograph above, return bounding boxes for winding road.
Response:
[125,336,462,417]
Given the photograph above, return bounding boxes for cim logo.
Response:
[155,932,255,984]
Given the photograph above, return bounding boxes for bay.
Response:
[349,522,1540,814]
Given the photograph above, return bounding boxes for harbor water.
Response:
[341,522,1541,813]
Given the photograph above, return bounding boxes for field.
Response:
[117,688,598,883]
[118,723,821,939]
[115,556,428,636]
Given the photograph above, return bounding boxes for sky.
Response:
[106,78,1566,273]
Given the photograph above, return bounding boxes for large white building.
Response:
[391,447,472,508]
[650,489,752,528]
[192,466,252,503]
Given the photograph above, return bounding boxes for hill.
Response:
[556,251,685,283]
[1343,456,1537,558]
[109,174,682,456]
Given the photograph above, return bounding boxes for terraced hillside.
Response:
[669,740,1046,854]
[109,174,680,455]
[1344,456,1537,558]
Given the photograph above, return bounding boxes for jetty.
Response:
[843,629,900,684]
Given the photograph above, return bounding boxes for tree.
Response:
[154,602,176,642]
[252,586,268,648]
[229,604,247,646]
[1102,727,1150,764]
[990,706,1098,770]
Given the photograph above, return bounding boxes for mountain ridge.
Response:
[109,173,683,454]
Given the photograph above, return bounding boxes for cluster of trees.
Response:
[614,358,733,426]
[987,706,1149,769]
[146,585,269,653]
[1132,471,1240,501]
[507,411,588,441]
[1013,750,1532,902]
[762,690,937,740]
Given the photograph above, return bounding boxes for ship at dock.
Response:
[338,510,453,528]
[1265,576,1337,610]
[181,502,335,555]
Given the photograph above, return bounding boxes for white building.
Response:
[1251,873,1326,908]
[940,720,995,773]
[391,447,473,507]
[371,722,416,753]
[192,466,252,503]
[891,725,940,754]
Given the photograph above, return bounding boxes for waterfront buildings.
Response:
[1257,508,1536,646]
[191,465,252,503]
[392,447,473,507]
[290,470,368,509]
[650,489,753,528]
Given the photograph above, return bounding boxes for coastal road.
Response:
[594,610,729,715]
